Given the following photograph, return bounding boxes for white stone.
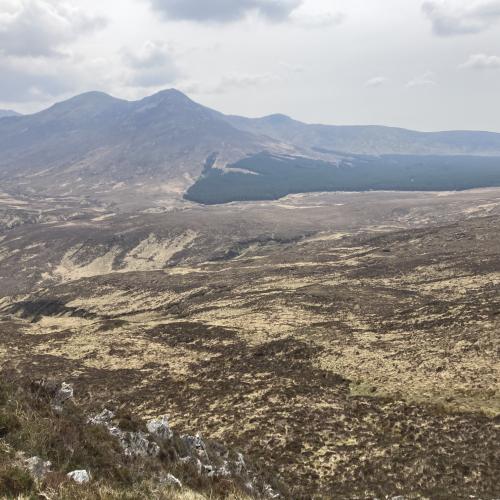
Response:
[57,383,74,402]
[67,470,90,484]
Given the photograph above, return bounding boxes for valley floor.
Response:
[0,189,499,498]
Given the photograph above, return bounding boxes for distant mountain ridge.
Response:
[0,109,21,119]
[1,89,500,205]
[225,113,500,156]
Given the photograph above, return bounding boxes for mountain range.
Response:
[1,89,500,206]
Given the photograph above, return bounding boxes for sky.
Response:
[1,0,500,131]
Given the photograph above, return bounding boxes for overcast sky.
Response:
[1,0,500,131]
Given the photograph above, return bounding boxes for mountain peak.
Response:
[134,88,210,118]
[64,91,122,105]
[42,91,125,119]
[260,113,294,124]
[144,88,193,103]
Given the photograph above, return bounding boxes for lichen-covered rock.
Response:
[86,407,281,494]
[52,382,74,412]
[182,433,207,459]
[146,416,173,441]
[88,409,159,457]
[87,408,115,426]
[25,456,51,479]
[67,470,90,484]
[109,426,160,458]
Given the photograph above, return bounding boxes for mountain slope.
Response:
[0,90,280,202]
[225,113,500,156]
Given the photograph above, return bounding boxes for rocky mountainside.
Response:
[0,374,284,499]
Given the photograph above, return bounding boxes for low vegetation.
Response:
[0,371,276,499]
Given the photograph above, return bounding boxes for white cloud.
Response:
[459,53,500,69]
[289,6,344,28]
[123,41,179,88]
[181,73,280,95]
[219,73,279,89]
[365,76,388,87]
[406,71,436,88]
[0,55,76,101]
[0,1,110,105]
[0,0,106,57]
[422,0,500,36]
[0,50,121,105]
[1,0,499,130]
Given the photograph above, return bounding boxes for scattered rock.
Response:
[52,382,74,412]
[88,409,159,457]
[109,426,160,458]
[161,473,182,488]
[87,408,279,494]
[179,455,202,474]
[146,415,173,441]
[25,456,51,479]
[182,433,207,459]
[264,483,280,498]
[217,460,231,477]
[67,470,90,484]
[203,464,214,476]
[30,379,74,412]
[183,433,205,450]
[87,408,115,426]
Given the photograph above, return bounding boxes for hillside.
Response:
[1,90,500,207]
[0,90,281,205]
[1,189,499,497]
[0,374,282,499]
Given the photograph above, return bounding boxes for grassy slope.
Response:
[0,374,255,500]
